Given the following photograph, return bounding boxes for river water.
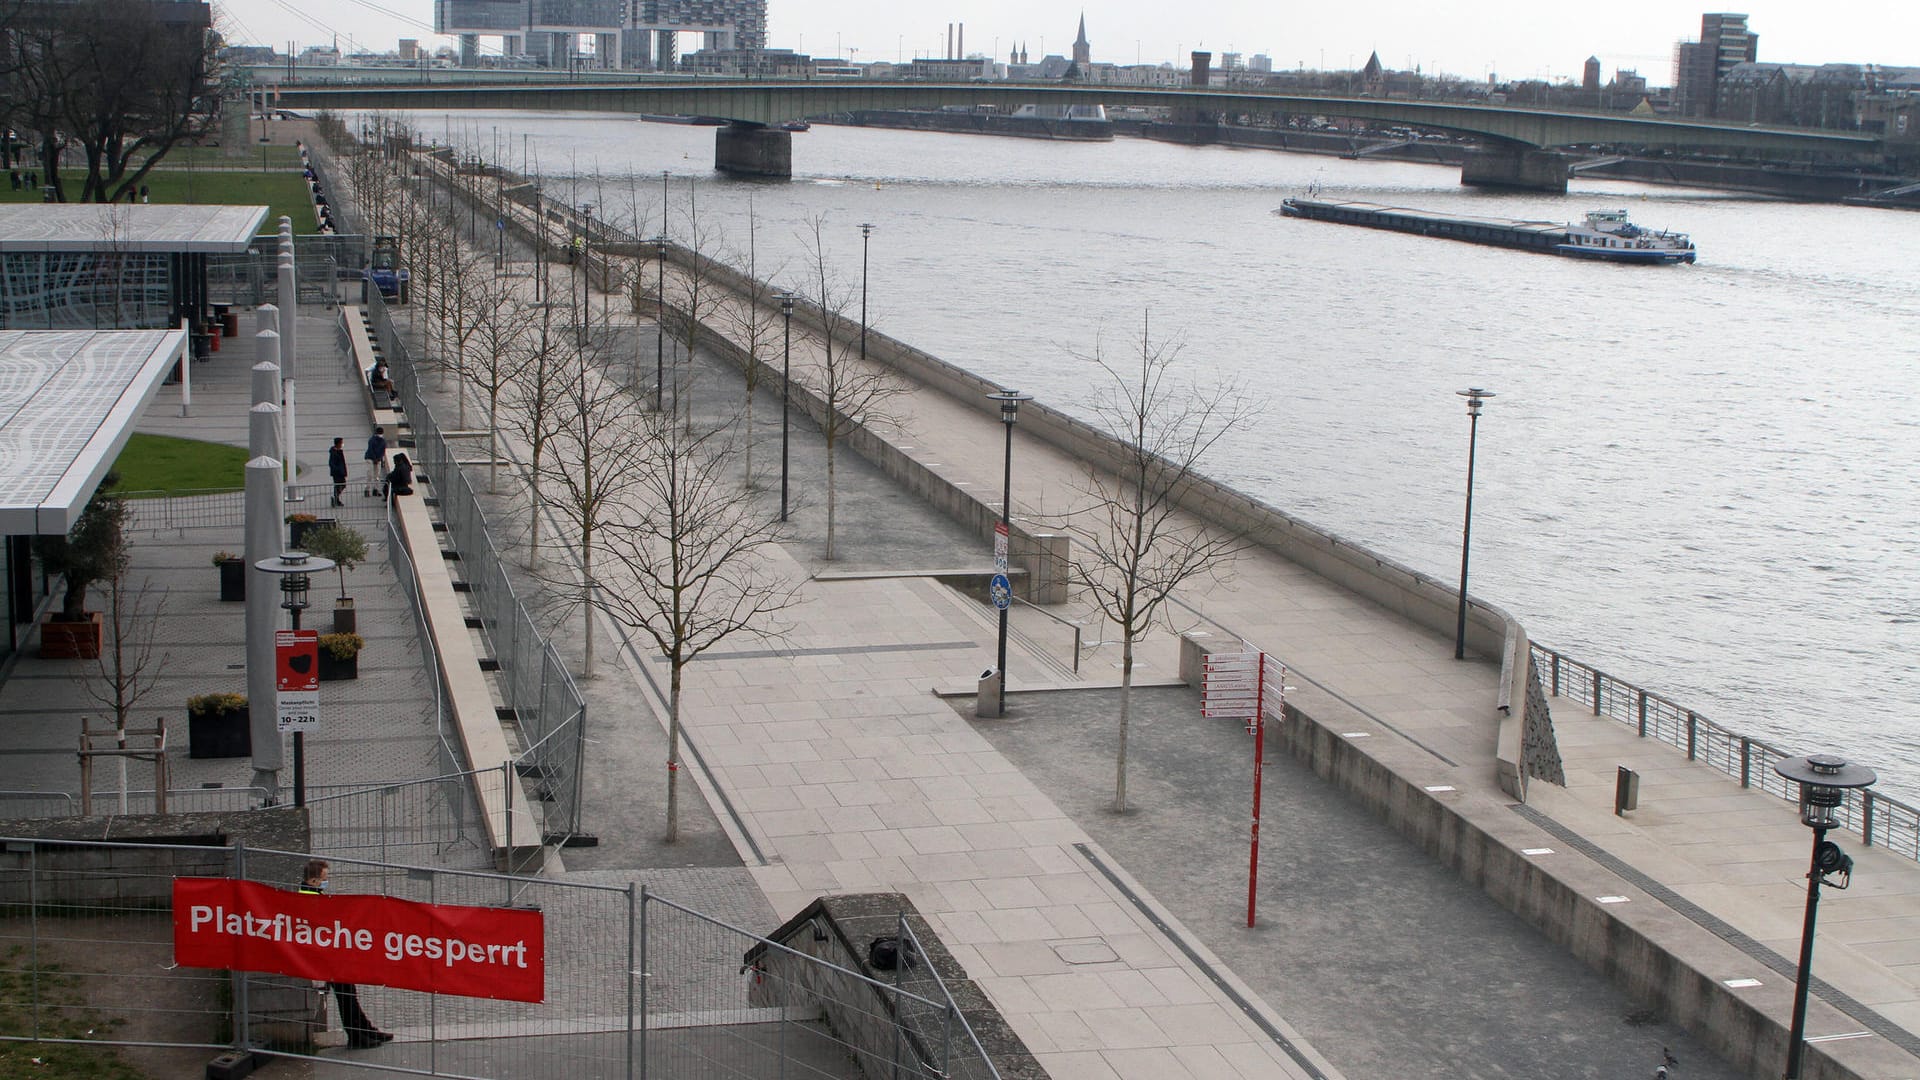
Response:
[380,110,1920,802]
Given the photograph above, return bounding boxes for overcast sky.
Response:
[223,2,1917,83]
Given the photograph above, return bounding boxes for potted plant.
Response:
[317,632,364,681]
[285,512,336,550]
[34,474,130,660]
[213,550,245,602]
[302,524,368,633]
[186,692,250,759]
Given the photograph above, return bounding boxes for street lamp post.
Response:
[859,223,874,365]
[985,389,1031,714]
[1453,388,1494,660]
[780,292,795,523]
[652,234,668,412]
[578,203,594,346]
[1774,753,1875,1079]
[256,551,333,808]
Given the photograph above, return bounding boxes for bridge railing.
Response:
[1532,643,1920,862]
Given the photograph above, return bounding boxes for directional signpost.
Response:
[1202,647,1288,928]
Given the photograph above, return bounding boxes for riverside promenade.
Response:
[315,132,1920,1079]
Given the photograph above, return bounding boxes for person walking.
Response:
[299,859,393,1049]
[327,437,348,507]
[362,426,387,497]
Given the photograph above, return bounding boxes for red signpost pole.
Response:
[1248,652,1266,928]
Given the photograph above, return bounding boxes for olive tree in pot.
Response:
[34,474,130,660]
[302,523,368,633]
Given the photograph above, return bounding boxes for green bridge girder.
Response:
[274,79,1883,157]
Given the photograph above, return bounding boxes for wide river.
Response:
[378,109,1920,802]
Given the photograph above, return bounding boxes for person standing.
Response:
[327,437,348,507]
[298,859,393,1049]
[362,426,387,497]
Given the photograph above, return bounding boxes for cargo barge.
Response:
[1278,198,1696,264]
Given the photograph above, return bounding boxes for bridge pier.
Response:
[715,124,791,179]
[1460,147,1569,194]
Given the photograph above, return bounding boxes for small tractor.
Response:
[366,235,409,303]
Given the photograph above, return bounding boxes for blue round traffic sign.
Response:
[989,573,1012,611]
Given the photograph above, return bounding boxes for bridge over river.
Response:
[270,79,1885,192]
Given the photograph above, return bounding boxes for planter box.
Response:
[39,612,102,660]
[332,599,356,634]
[218,559,246,602]
[318,651,358,682]
[288,517,336,550]
[188,704,251,759]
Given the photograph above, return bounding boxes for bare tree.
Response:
[531,329,648,679]
[798,215,904,561]
[504,298,568,565]
[1063,313,1255,812]
[718,194,785,488]
[592,404,800,841]
[455,251,528,492]
[0,0,218,203]
[662,181,730,435]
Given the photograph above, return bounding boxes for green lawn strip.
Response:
[112,433,248,497]
[0,169,316,232]
[0,948,143,1080]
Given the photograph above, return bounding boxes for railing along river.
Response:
[1532,643,1920,862]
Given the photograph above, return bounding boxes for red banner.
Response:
[172,878,544,1003]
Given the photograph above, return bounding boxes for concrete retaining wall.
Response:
[1180,631,1910,1080]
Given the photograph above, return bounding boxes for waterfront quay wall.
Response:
[1180,630,1909,1080]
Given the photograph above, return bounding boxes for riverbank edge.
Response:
[333,135,1913,1080]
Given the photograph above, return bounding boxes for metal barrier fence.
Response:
[366,288,589,843]
[206,251,343,310]
[122,483,395,536]
[0,837,999,1080]
[1533,643,1920,861]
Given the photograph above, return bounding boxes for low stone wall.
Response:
[1180,631,1907,1080]
[745,892,1045,1080]
[0,809,307,908]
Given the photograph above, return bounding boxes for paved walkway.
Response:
[321,138,1920,1079]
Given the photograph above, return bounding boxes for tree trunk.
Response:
[665,661,682,842]
[825,435,838,560]
[580,529,594,678]
[488,398,499,495]
[1113,637,1135,811]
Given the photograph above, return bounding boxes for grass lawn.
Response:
[111,433,248,496]
[1,155,318,233]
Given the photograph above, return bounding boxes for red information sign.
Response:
[172,878,545,1003]
[275,629,319,692]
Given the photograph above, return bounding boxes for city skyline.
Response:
[226,1,1918,82]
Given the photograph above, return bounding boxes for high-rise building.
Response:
[1673,12,1758,117]
[434,0,767,70]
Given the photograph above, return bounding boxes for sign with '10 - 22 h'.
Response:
[275,629,320,732]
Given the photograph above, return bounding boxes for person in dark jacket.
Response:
[299,860,392,1049]
[363,426,387,497]
[327,437,348,507]
[386,452,413,498]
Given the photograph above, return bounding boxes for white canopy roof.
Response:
[0,330,187,534]
[0,204,269,253]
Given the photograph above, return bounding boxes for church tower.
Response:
[1072,14,1090,68]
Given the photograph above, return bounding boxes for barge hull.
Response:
[1280,198,1567,253]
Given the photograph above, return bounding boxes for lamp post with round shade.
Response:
[1453,388,1493,660]
[780,292,795,523]
[256,551,333,808]
[1773,753,1875,1079]
[985,389,1031,714]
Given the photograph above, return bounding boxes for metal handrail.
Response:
[1531,642,1920,862]
[1011,595,1083,673]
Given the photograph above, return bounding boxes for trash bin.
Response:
[976,667,1003,719]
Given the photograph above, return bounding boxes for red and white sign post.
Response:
[1202,647,1289,928]
[275,629,320,807]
